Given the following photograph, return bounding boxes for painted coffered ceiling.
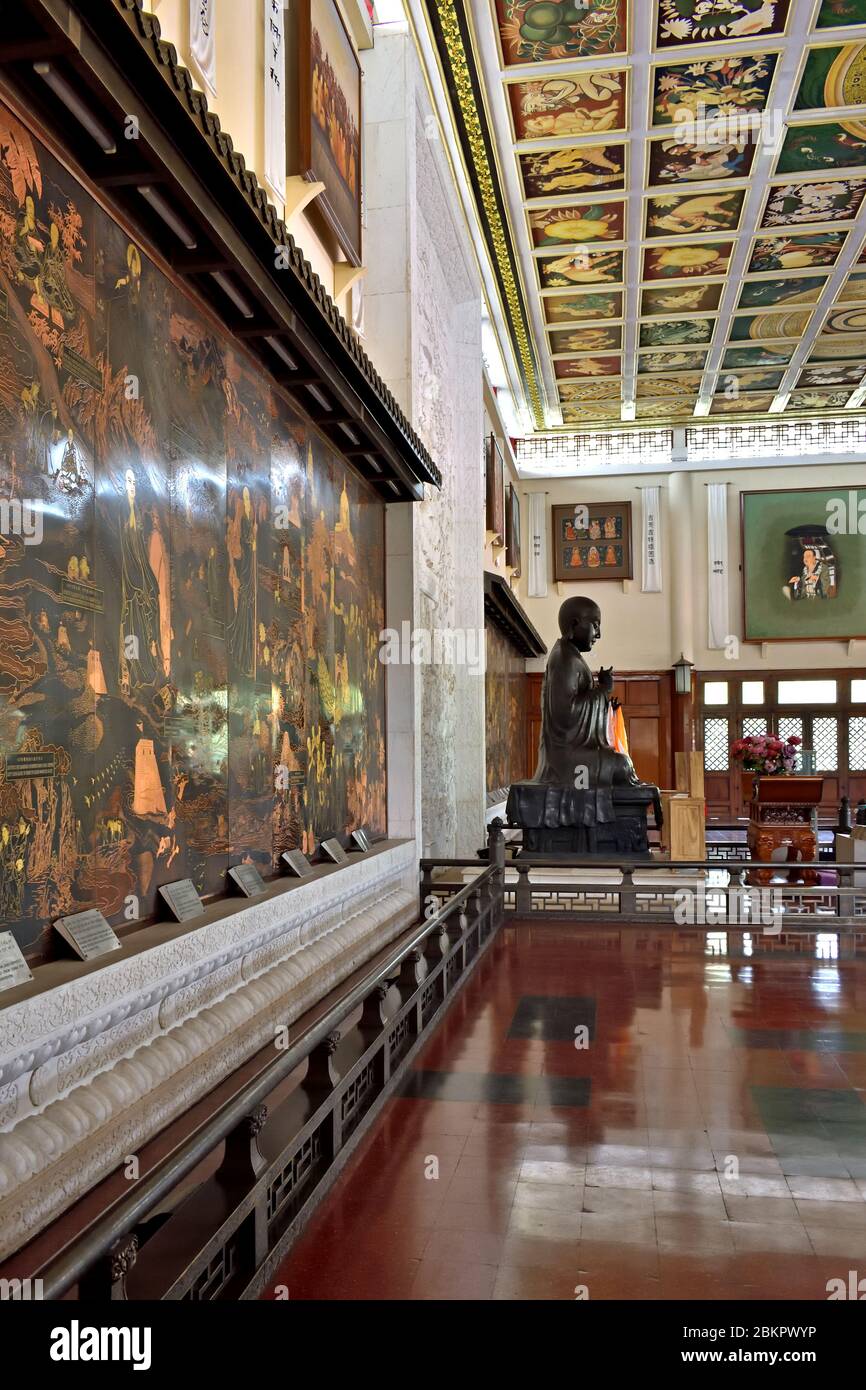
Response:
[420,0,866,434]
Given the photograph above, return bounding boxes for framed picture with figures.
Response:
[485,434,505,546]
[289,0,363,264]
[741,487,866,642]
[506,484,521,575]
[552,501,633,582]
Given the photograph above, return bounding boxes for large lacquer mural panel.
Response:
[0,102,385,959]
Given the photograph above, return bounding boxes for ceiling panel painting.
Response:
[815,1,866,29]
[518,144,627,199]
[636,349,709,373]
[638,317,717,347]
[794,42,866,110]
[729,309,812,340]
[549,325,623,353]
[760,177,866,226]
[655,1,791,48]
[644,190,746,238]
[527,201,626,248]
[647,135,757,185]
[643,240,735,280]
[650,52,780,125]
[542,289,625,323]
[553,354,623,377]
[507,69,629,139]
[536,247,625,288]
[557,379,623,404]
[425,0,866,432]
[736,275,827,308]
[494,0,629,66]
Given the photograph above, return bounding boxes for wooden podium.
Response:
[660,752,706,860]
[747,775,823,886]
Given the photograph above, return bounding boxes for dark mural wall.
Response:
[0,102,386,959]
[485,620,526,794]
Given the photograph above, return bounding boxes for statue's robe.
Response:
[506,636,662,850]
[534,638,639,790]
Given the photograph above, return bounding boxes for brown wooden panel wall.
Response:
[524,671,673,788]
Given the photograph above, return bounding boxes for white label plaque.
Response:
[351,828,370,852]
[228,863,267,898]
[0,931,33,993]
[320,837,348,865]
[282,849,313,877]
[159,879,205,922]
[54,909,121,961]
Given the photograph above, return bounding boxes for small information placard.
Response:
[159,878,205,922]
[228,863,267,898]
[54,909,121,961]
[282,849,313,878]
[0,931,33,993]
[320,837,348,865]
[5,750,57,780]
[351,828,371,853]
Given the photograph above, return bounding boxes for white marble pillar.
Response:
[363,22,485,857]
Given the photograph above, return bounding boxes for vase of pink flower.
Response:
[730,733,802,777]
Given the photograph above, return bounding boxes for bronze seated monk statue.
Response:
[507,596,662,856]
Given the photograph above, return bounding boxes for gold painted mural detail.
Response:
[0,102,386,959]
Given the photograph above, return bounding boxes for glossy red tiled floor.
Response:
[265,925,866,1300]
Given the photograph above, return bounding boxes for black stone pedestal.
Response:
[506,781,661,857]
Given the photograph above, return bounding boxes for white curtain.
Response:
[641,485,662,592]
[527,492,548,597]
[264,1,286,201]
[707,482,728,650]
[190,0,217,97]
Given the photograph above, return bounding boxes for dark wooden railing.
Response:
[451,824,865,941]
[3,842,505,1301]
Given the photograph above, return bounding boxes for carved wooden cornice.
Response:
[2,0,440,497]
[483,571,546,658]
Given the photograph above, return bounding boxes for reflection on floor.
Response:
[265,924,866,1300]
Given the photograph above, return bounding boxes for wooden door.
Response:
[525,671,673,787]
[613,673,673,790]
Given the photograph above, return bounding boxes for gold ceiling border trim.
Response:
[430,0,546,430]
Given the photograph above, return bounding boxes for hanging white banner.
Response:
[527,491,548,597]
[189,0,217,97]
[707,482,728,650]
[641,485,662,593]
[264,0,286,202]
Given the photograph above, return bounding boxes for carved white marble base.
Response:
[0,840,417,1260]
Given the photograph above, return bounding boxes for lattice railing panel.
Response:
[687,418,866,460]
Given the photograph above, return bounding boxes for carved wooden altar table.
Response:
[747,776,824,886]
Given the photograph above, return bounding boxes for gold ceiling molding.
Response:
[431,0,546,430]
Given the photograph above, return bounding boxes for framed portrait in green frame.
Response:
[740,487,866,642]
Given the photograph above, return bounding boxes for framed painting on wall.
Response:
[486,435,505,546]
[292,0,363,265]
[552,501,633,582]
[506,485,521,575]
[741,487,866,642]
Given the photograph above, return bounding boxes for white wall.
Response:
[516,463,866,675]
